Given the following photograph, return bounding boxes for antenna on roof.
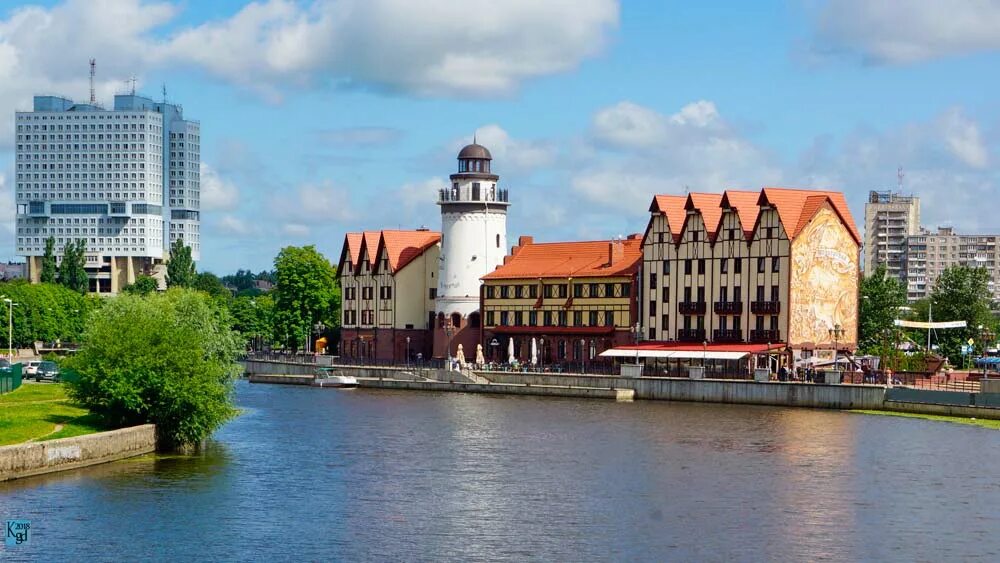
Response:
[473,132,477,145]
[89,59,96,104]
[162,83,167,103]
[128,75,137,96]
[897,165,904,193]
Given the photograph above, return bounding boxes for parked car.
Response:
[35,361,60,382]
[24,361,41,376]
[0,359,10,373]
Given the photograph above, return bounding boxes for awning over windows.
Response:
[600,342,784,361]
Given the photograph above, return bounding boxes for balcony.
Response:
[712,329,743,343]
[678,301,707,315]
[677,328,706,342]
[750,329,780,343]
[750,300,781,315]
[713,301,743,315]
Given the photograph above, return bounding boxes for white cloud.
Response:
[938,108,988,169]
[313,126,403,148]
[282,223,310,236]
[200,163,240,211]
[0,171,13,235]
[273,180,354,224]
[217,214,253,236]
[463,125,557,170]
[812,0,1000,64]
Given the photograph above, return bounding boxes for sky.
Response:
[1,0,999,274]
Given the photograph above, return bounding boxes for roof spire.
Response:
[473,132,477,145]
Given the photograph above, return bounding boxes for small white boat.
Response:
[313,368,358,388]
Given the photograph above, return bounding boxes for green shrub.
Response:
[65,288,244,448]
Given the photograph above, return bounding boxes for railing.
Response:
[677,329,706,342]
[713,301,743,315]
[438,188,509,204]
[712,329,743,343]
[750,301,780,314]
[0,364,23,394]
[678,301,707,315]
[749,329,780,342]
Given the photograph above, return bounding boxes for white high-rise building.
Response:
[14,94,200,293]
[433,143,509,356]
[864,190,920,281]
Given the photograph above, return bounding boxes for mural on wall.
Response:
[789,206,859,347]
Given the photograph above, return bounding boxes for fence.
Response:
[0,363,23,394]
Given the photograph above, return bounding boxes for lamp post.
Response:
[490,338,499,363]
[703,340,708,376]
[829,324,845,382]
[406,336,411,368]
[540,337,545,371]
[580,338,586,373]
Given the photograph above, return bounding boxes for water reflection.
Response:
[1,382,999,561]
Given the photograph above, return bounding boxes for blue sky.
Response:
[1,0,999,274]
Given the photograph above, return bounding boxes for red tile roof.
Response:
[719,190,761,240]
[339,232,364,274]
[375,230,441,273]
[648,195,688,242]
[482,236,642,280]
[648,187,860,246]
[685,193,724,239]
[758,187,861,243]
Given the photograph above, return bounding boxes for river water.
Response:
[2,380,999,561]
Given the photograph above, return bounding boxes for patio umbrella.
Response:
[531,338,538,366]
[456,343,466,367]
[475,343,485,366]
[507,338,515,364]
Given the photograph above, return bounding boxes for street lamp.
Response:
[406,336,411,368]
[580,338,586,373]
[829,324,845,381]
[540,337,545,371]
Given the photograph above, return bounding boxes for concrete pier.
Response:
[357,378,635,401]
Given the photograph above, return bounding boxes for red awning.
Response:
[611,341,786,353]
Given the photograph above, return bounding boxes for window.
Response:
[662,260,670,274]
[757,257,765,273]
[558,284,568,298]
[756,315,765,330]
[772,257,780,273]
[756,285,765,301]
[496,234,500,248]
[733,315,741,330]
[734,286,742,302]
[574,284,583,298]
[451,313,462,328]
[573,311,583,326]
[649,272,657,289]
[698,259,705,275]
[771,285,779,302]
[685,259,692,275]
[770,315,779,331]
[429,288,437,299]
[721,258,728,274]
[500,311,509,326]
[683,287,692,302]
[734,259,742,274]
[692,231,699,242]
[529,311,537,326]
[649,300,656,316]
[544,311,553,325]
[589,311,599,326]
[696,287,705,303]
[486,311,495,325]
[558,311,567,326]
[661,313,669,331]
[500,285,510,298]
[719,316,727,330]
[543,285,553,298]
[657,232,665,243]
[529,285,538,299]
[766,227,774,239]
[719,286,728,302]
[514,311,523,326]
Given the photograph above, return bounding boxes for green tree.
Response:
[65,289,243,448]
[928,265,995,361]
[859,264,907,354]
[0,280,96,346]
[272,246,339,351]
[122,275,159,295]
[40,237,57,284]
[229,294,275,349]
[194,272,232,300]
[57,240,88,294]
[166,239,196,288]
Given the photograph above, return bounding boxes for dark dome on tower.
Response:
[458,143,492,160]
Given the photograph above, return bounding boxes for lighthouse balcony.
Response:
[439,187,509,204]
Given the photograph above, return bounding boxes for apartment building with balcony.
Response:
[638,187,861,366]
[338,229,440,361]
[864,190,920,282]
[905,227,1000,301]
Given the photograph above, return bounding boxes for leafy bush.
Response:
[65,288,244,448]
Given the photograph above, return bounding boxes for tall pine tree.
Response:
[167,238,197,288]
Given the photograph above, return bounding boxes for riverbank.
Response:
[851,409,1000,430]
[0,384,107,446]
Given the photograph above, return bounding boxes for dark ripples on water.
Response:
[2,380,999,562]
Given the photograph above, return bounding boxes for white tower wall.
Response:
[438,208,508,316]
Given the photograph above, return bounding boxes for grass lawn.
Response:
[850,409,1000,430]
[0,383,108,446]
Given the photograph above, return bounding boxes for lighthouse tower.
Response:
[434,142,510,358]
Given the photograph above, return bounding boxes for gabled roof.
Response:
[337,232,364,277]
[648,195,688,243]
[352,231,382,275]
[482,237,642,280]
[719,190,761,240]
[374,230,441,274]
[684,193,724,240]
[758,187,861,244]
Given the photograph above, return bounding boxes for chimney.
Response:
[518,235,534,246]
[609,239,624,265]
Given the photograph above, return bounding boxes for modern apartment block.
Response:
[863,190,920,282]
[905,227,1000,301]
[14,93,200,293]
[639,188,861,367]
